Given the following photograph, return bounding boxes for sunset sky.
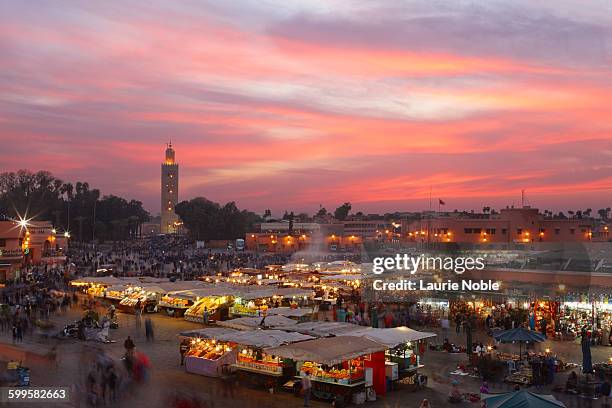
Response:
[1,1,611,215]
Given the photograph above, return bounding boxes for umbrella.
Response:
[581,335,593,374]
[493,327,546,359]
[482,390,566,408]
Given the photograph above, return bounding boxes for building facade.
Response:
[0,220,68,282]
[402,207,606,244]
[161,142,179,234]
[245,220,390,253]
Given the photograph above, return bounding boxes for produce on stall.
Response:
[179,328,312,379]
[299,359,364,385]
[184,295,232,323]
[118,286,163,313]
[183,337,237,377]
[158,291,193,317]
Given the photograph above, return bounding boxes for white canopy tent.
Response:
[283,321,365,337]
[265,336,386,366]
[218,329,314,348]
[217,315,297,330]
[266,307,314,318]
[337,326,436,348]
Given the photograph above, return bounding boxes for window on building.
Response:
[501,228,507,235]
[0,238,6,247]
[555,228,560,235]
[464,228,472,234]
[486,228,496,234]
[516,228,522,235]
[570,228,575,234]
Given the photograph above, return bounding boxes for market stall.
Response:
[184,337,237,377]
[229,288,314,318]
[340,326,436,384]
[229,289,276,317]
[558,296,612,343]
[118,285,165,314]
[159,290,197,317]
[103,285,131,302]
[183,290,235,323]
[227,330,314,386]
[70,276,122,297]
[265,336,387,401]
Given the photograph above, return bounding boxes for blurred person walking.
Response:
[145,317,154,342]
[180,339,189,365]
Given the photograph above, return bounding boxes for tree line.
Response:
[0,170,149,241]
[174,197,262,241]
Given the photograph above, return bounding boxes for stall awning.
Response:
[158,281,205,292]
[283,321,365,337]
[178,327,238,339]
[265,336,386,365]
[337,326,436,348]
[217,329,314,348]
[217,315,297,330]
[168,286,241,301]
[266,307,313,318]
[237,287,314,300]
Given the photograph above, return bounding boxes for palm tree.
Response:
[74,216,86,242]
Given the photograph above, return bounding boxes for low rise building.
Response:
[0,220,68,282]
[401,206,606,244]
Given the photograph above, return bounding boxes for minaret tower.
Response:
[161,142,179,233]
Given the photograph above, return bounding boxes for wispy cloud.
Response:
[0,0,611,214]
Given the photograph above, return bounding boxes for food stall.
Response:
[229,288,314,318]
[104,285,130,302]
[159,290,196,317]
[70,276,122,297]
[183,289,236,323]
[118,285,165,313]
[229,289,276,317]
[265,336,387,401]
[340,326,435,385]
[184,337,237,377]
[179,328,313,380]
[227,330,314,387]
